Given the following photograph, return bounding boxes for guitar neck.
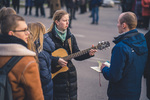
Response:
[63,46,97,61]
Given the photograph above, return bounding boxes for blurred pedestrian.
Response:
[4,0,10,7]
[65,0,78,28]
[88,0,92,17]
[0,0,10,8]
[79,0,87,14]
[12,0,20,13]
[48,0,61,18]
[134,0,144,28]
[91,0,102,25]
[101,12,148,100]
[121,0,135,12]
[0,0,4,8]
[141,0,150,30]
[24,0,34,15]
[34,0,45,17]
[0,14,44,100]
[60,0,65,8]
[27,22,55,100]
[47,0,50,8]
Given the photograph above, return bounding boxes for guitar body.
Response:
[51,48,69,79]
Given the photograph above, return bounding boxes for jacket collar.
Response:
[113,29,139,44]
[0,44,36,56]
[0,35,35,56]
[0,35,27,47]
[51,26,72,41]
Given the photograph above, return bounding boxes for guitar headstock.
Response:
[97,41,110,50]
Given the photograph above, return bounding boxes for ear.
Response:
[8,31,14,36]
[122,23,126,29]
[55,20,59,26]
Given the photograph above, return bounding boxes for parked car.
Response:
[113,0,120,4]
[102,0,114,7]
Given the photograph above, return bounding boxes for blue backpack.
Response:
[0,56,23,100]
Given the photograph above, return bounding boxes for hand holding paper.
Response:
[100,62,110,72]
[90,61,110,72]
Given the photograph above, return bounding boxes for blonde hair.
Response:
[27,22,46,62]
[47,10,69,33]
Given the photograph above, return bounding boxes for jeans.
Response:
[92,6,99,23]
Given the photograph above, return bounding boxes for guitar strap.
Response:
[68,37,72,54]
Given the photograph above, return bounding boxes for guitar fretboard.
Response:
[63,46,97,61]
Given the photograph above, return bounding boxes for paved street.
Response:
[18,4,149,100]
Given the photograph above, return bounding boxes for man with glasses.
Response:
[0,14,44,100]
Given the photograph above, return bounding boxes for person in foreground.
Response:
[46,9,97,100]
[0,14,44,100]
[27,22,55,100]
[144,29,150,99]
[100,12,148,100]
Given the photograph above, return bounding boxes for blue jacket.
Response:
[102,29,148,100]
[38,33,55,100]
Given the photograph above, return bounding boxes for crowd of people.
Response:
[0,5,97,100]
[0,0,107,27]
[1,0,149,28]
[0,0,150,100]
[121,0,150,30]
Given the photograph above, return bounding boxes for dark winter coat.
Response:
[121,0,135,12]
[134,0,143,20]
[102,29,148,100]
[38,33,55,100]
[34,0,45,6]
[12,0,20,5]
[144,30,150,99]
[65,0,77,8]
[25,0,34,7]
[46,27,92,100]
[144,30,150,78]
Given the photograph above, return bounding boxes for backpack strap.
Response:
[1,56,23,74]
[68,37,72,54]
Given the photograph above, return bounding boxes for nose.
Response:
[67,21,69,25]
[25,30,30,35]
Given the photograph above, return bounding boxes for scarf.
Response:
[55,25,67,42]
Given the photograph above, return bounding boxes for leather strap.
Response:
[68,38,72,54]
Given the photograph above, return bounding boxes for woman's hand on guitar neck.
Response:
[89,45,97,56]
[58,58,68,67]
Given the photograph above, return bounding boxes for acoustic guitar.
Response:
[51,41,110,79]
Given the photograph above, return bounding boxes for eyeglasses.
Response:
[12,29,30,35]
